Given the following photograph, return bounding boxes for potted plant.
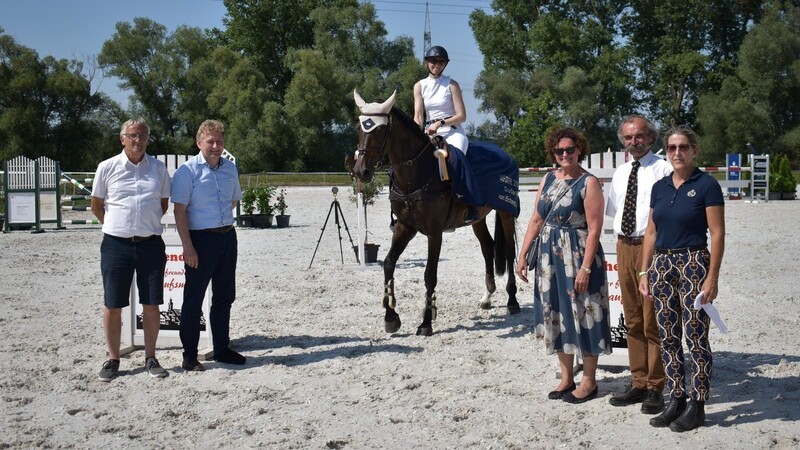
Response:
[239,188,257,227]
[769,154,797,200]
[253,184,276,228]
[273,188,290,228]
[349,176,384,263]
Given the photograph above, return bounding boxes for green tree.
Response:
[222,0,354,101]
[0,30,118,170]
[280,2,417,170]
[698,2,800,163]
[99,19,213,153]
[470,1,633,162]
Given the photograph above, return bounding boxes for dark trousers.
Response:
[180,228,238,359]
[617,240,666,390]
[649,249,713,401]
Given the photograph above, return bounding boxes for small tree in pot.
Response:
[349,176,385,262]
[253,184,276,228]
[274,188,290,228]
[239,188,257,227]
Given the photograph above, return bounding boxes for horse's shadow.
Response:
[393,258,444,269]
[230,334,423,367]
[706,350,800,427]
[420,305,532,339]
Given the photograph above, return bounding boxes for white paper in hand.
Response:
[693,292,728,333]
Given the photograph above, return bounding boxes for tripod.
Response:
[308,188,358,269]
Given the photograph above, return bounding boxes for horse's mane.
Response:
[391,106,428,140]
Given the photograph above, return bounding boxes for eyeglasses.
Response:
[122,133,150,141]
[553,146,577,155]
[623,133,647,142]
[666,144,693,153]
[427,59,447,65]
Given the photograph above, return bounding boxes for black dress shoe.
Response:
[609,384,647,406]
[670,400,705,432]
[641,389,665,414]
[214,349,246,365]
[181,358,205,372]
[562,385,598,404]
[650,397,687,427]
[548,382,576,400]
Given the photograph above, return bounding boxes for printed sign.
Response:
[7,192,36,223]
[600,248,629,367]
[134,247,207,335]
[604,253,628,349]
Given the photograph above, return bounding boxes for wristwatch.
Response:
[581,266,591,274]
[439,119,446,126]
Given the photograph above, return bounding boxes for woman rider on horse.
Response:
[413,45,477,223]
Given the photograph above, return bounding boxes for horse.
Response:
[351,90,519,336]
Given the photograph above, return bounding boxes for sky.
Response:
[2,0,493,125]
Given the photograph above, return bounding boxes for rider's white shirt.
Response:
[420,75,469,154]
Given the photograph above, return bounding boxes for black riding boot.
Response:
[669,400,705,432]
[649,397,686,428]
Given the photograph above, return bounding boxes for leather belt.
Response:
[108,234,156,243]
[425,116,453,125]
[199,225,234,233]
[618,235,644,245]
[655,246,706,255]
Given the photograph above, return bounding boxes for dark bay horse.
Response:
[351,90,519,336]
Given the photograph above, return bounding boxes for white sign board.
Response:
[39,191,58,221]
[7,192,36,223]
[602,247,630,367]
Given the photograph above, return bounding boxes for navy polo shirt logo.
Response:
[687,190,696,197]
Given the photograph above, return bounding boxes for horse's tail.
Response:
[494,211,509,276]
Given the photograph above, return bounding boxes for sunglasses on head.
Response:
[553,146,577,155]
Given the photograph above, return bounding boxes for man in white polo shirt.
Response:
[91,118,171,382]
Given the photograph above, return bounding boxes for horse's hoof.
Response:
[507,304,521,315]
[479,300,491,310]
[416,326,433,336]
[385,317,401,333]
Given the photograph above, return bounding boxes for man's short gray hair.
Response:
[119,118,150,136]
[617,114,657,144]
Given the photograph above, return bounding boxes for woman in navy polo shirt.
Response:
[639,125,725,432]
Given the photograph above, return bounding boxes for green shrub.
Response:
[241,188,257,215]
[770,154,797,192]
[255,185,276,215]
[274,188,288,215]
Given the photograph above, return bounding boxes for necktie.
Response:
[621,160,640,236]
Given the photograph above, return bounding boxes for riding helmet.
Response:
[424,46,449,62]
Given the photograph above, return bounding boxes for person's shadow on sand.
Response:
[708,350,800,427]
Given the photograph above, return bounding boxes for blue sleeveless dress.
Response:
[532,172,612,358]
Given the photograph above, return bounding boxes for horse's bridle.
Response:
[355,113,391,167]
[356,113,432,168]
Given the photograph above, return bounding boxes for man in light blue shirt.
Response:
[172,119,244,371]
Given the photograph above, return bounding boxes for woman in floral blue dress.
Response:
[516,127,612,404]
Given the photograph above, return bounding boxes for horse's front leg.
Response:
[499,212,520,314]
[383,221,416,333]
[471,219,496,310]
[416,233,443,336]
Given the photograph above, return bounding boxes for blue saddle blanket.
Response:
[448,140,520,218]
